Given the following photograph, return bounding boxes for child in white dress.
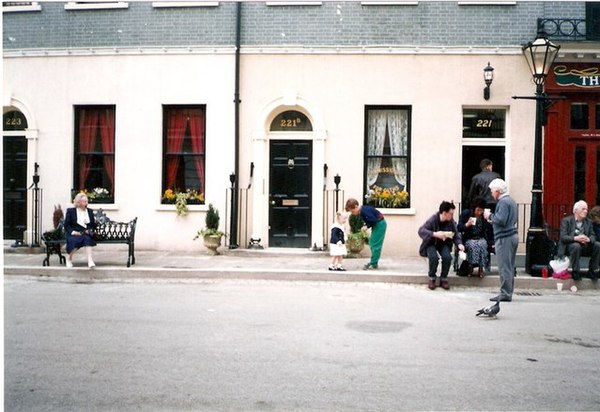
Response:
[329,212,348,271]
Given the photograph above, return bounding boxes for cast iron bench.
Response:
[42,209,137,267]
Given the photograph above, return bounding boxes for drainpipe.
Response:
[229,1,241,249]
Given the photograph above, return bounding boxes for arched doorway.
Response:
[250,95,327,249]
[268,110,313,247]
[3,109,28,243]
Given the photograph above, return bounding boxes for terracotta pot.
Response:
[346,236,365,256]
[203,234,222,255]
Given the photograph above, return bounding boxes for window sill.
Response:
[266,1,322,6]
[152,1,218,7]
[89,203,119,211]
[64,2,128,10]
[380,208,416,216]
[157,204,208,212]
[361,1,418,5]
[3,3,41,13]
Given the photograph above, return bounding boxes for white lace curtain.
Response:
[366,109,408,188]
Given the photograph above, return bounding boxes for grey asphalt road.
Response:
[4,277,600,412]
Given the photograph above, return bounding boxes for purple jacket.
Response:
[417,213,463,257]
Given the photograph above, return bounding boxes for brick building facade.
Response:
[3,1,598,256]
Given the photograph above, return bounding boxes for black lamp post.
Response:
[229,172,239,249]
[334,174,341,212]
[483,62,494,100]
[521,30,560,274]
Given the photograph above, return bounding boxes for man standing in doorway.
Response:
[484,178,518,302]
[468,159,500,211]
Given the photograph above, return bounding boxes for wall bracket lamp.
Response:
[483,62,494,100]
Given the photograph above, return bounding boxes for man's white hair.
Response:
[573,200,588,214]
[488,178,508,194]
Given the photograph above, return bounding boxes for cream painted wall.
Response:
[4,50,538,254]
[238,52,536,256]
[4,53,236,250]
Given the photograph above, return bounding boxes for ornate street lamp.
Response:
[521,30,560,274]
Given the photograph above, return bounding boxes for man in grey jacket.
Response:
[484,178,518,302]
[558,200,600,281]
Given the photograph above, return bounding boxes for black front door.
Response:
[269,140,312,248]
[3,135,28,240]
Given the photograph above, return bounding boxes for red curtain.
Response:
[78,109,99,190]
[165,109,187,190]
[98,109,115,194]
[188,109,205,193]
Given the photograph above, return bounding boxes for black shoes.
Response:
[490,295,512,302]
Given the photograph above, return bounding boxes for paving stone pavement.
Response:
[4,242,599,292]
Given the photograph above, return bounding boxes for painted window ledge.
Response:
[380,207,416,216]
[3,2,41,12]
[156,204,209,212]
[152,1,218,7]
[64,2,128,10]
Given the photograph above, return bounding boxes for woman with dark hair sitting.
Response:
[457,197,494,277]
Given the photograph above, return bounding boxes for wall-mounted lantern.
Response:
[483,62,494,100]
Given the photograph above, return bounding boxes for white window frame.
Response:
[458,1,516,5]
[152,1,218,8]
[64,2,128,11]
[2,2,41,12]
[361,1,418,6]
[266,2,322,6]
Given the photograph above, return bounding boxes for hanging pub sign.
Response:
[552,64,600,89]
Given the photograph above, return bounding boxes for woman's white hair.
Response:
[488,178,508,195]
[73,192,88,207]
[573,200,588,214]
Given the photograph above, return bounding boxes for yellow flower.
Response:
[368,185,409,208]
[163,189,175,201]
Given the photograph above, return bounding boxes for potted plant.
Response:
[346,213,369,256]
[163,188,205,216]
[193,203,224,255]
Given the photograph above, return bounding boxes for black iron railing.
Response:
[225,187,252,248]
[455,202,568,245]
[537,18,599,41]
[226,193,568,250]
[323,188,346,249]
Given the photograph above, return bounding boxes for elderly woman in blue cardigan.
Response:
[64,192,97,268]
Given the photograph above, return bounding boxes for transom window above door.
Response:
[270,110,312,132]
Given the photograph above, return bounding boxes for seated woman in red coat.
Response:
[64,192,97,268]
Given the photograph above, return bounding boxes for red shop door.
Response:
[544,94,600,229]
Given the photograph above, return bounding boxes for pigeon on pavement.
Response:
[476,301,500,317]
